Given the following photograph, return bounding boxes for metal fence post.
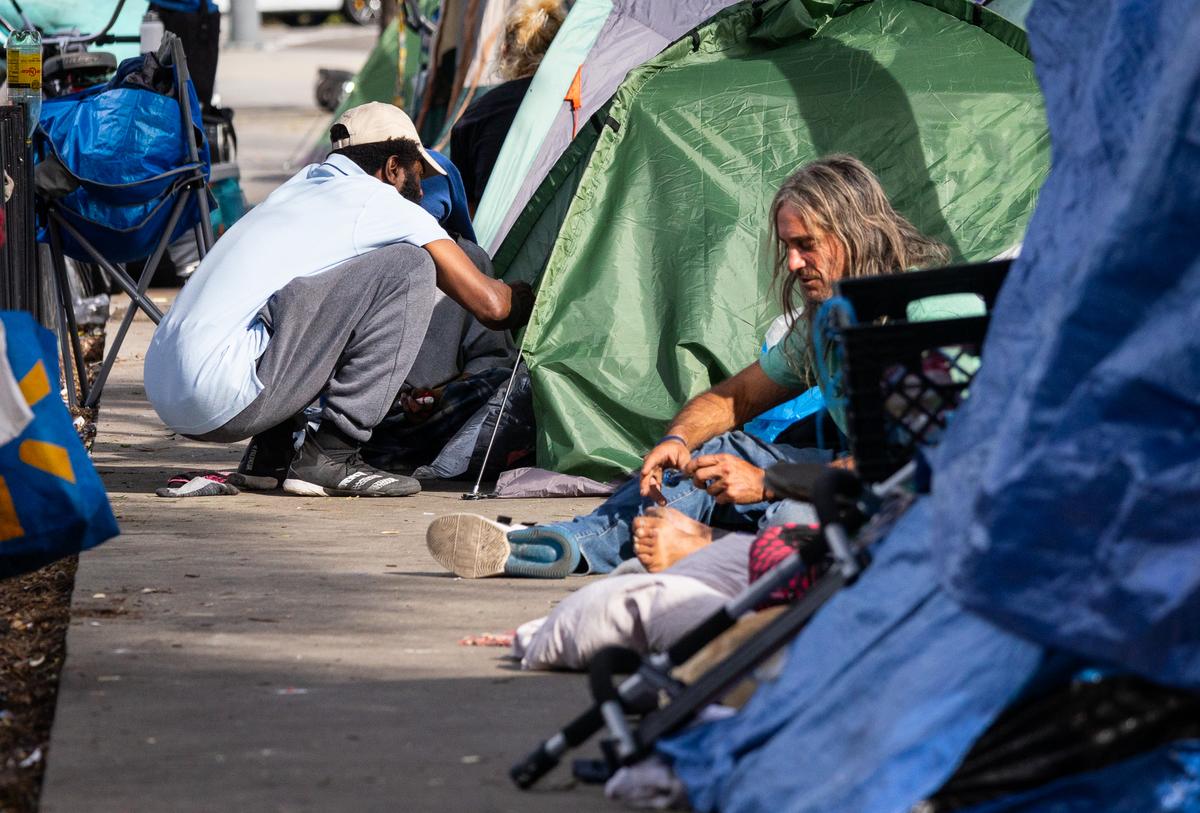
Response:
[0,104,43,324]
[229,0,261,46]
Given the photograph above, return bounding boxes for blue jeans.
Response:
[541,431,830,573]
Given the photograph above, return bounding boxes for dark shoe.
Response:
[282,428,421,497]
[228,419,300,491]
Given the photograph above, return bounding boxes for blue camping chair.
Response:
[34,32,213,410]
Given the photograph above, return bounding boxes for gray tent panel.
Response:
[488,0,742,252]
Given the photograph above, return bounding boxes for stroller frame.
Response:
[42,33,214,410]
[511,462,914,789]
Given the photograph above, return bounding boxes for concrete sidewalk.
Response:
[41,300,613,811]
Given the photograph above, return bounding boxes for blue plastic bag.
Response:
[744,315,826,443]
[743,385,823,443]
[36,52,210,263]
[931,0,1200,690]
[0,312,119,577]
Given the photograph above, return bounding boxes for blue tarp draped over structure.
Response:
[659,503,1049,813]
[958,741,1200,813]
[659,0,1200,808]
[931,0,1200,690]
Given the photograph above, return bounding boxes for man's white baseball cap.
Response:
[331,102,446,177]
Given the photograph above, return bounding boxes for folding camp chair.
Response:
[37,33,214,410]
[511,259,1013,789]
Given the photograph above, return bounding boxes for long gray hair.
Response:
[770,154,950,380]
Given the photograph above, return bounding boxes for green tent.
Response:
[471,0,746,251]
[496,0,1050,480]
[327,9,432,123]
[312,0,512,157]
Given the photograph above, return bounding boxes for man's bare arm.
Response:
[640,361,798,500]
[664,362,797,448]
[424,239,529,330]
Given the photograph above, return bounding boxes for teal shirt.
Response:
[760,292,986,435]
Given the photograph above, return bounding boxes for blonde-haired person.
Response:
[497,0,566,81]
[426,155,957,579]
[451,0,567,209]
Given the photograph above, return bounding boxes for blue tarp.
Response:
[931,0,1200,690]
[659,0,1200,808]
[960,741,1200,813]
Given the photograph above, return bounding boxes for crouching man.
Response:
[145,102,533,497]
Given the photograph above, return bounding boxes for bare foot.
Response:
[631,506,713,572]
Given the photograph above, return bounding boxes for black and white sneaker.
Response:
[282,428,421,498]
[228,418,301,491]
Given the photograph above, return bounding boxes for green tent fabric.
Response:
[327,17,426,122]
[476,0,747,255]
[979,0,1035,55]
[986,0,1035,27]
[511,0,1049,480]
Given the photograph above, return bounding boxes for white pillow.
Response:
[514,533,754,671]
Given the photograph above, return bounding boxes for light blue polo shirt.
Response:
[145,154,449,435]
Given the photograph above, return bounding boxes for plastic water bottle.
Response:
[5,26,41,139]
[140,10,165,55]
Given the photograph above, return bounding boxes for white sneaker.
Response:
[425,514,524,578]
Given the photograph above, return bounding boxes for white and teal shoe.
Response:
[425,514,580,579]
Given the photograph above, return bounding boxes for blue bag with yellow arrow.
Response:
[0,312,118,578]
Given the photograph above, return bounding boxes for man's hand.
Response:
[640,439,693,505]
[398,387,439,420]
[830,455,856,471]
[496,281,534,331]
[683,454,767,505]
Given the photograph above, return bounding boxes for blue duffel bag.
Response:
[34,49,210,264]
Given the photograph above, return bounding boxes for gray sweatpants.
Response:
[197,243,437,444]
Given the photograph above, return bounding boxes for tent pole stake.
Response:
[462,337,527,500]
